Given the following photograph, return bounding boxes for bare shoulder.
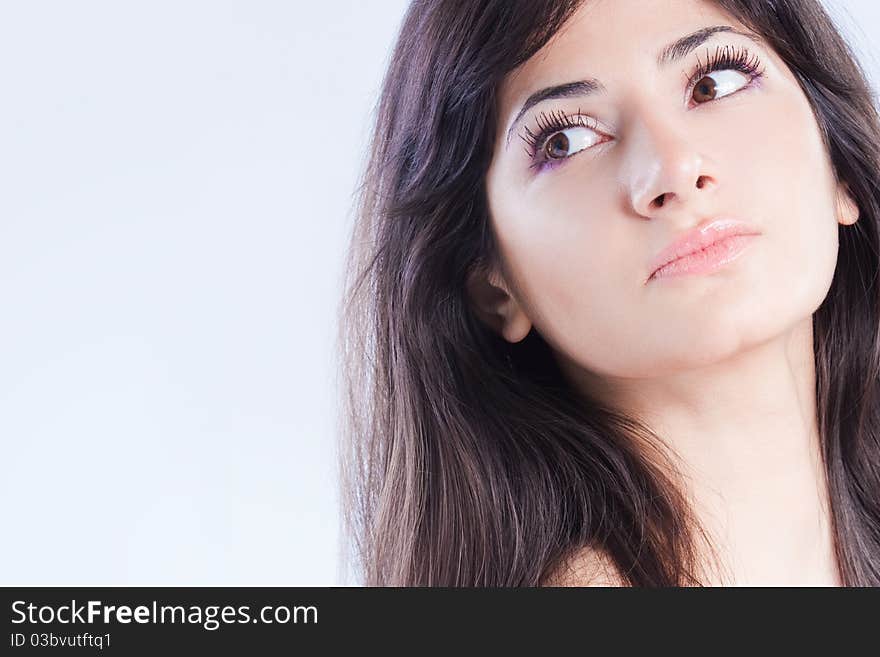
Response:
[541,547,627,587]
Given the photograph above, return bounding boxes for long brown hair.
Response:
[337,0,880,586]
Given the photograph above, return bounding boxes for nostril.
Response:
[649,177,707,211]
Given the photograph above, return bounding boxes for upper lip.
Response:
[647,217,762,282]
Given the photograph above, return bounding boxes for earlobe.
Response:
[465,264,533,344]
[836,182,860,226]
[501,313,532,344]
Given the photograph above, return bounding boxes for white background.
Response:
[0,1,876,586]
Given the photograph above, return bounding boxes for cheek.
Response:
[491,177,646,367]
[731,89,841,311]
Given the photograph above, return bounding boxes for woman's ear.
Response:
[836,181,860,226]
[465,263,533,344]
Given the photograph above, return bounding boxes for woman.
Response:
[337,0,880,586]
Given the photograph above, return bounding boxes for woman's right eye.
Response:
[542,126,602,161]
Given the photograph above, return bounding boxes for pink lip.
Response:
[646,218,762,283]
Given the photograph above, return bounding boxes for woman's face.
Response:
[481,0,859,383]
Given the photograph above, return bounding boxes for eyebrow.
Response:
[504,24,762,147]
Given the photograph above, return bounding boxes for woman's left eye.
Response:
[691,69,751,104]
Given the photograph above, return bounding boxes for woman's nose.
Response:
[622,112,717,218]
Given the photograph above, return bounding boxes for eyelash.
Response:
[519,44,767,172]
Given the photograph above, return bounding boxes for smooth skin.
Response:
[469,0,861,585]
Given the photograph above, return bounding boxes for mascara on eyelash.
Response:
[519,108,597,158]
[690,44,766,87]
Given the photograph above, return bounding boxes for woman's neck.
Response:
[567,315,841,585]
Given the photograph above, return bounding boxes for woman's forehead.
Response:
[497,0,742,107]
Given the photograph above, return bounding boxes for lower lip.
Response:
[649,234,759,282]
